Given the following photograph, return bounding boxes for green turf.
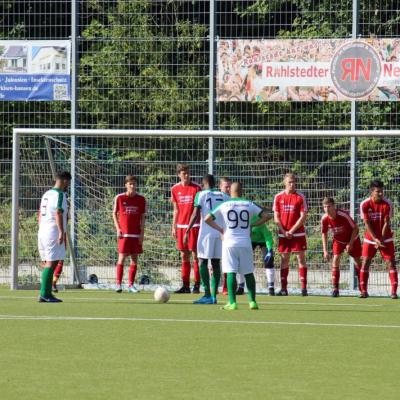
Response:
[1,289,399,400]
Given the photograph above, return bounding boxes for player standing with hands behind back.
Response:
[38,171,71,302]
[113,175,146,293]
[273,173,308,296]
[205,182,270,310]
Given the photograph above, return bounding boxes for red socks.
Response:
[360,269,369,293]
[116,264,124,285]
[299,267,307,290]
[222,273,227,293]
[128,264,137,287]
[53,261,64,280]
[182,261,191,287]
[280,268,289,290]
[389,268,398,295]
[193,259,200,285]
[332,269,340,289]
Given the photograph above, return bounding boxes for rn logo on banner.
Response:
[331,41,381,99]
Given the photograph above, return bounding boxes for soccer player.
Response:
[171,164,202,293]
[205,182,270,310]
[359,180,398,299]
[321,197,362,297]
[184,174,230,304]
[37,171,71,302]
[273,173,308,296]
[219,176,232,295]
[113,175,146,293]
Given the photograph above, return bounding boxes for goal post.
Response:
[10,128,400,295]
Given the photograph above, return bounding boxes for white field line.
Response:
[0,314,399,329]
[0,295,386,307]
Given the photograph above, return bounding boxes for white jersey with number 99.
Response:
[210,198,263,247]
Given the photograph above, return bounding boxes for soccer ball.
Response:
[154,287,170,303]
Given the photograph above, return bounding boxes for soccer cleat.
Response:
[192,283,201,294]
[276,289,288,296]
[331,289,339,298]
[127,285,139,293]
[391,293,398,300]
[52,283,58,293]
[211,296,217,304]
[359,291,369,298]
[115,285,123,293]
[268,287,275,296]
[221,302,238,311]
[236,286,245,295]
[38,296,62,303]
[222,289,228,296]
[193,296,214,305]
[174,286,191,294]
[249,301,259,310]
[301,289,308,297]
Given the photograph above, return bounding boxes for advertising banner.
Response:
[0,40,71,101]
[217,39,400,101]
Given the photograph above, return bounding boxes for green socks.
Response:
[40,267,54,298]
[211,260,221,298]
[245,273,256,302]
[227,272,237,304]
[200,259,211,297]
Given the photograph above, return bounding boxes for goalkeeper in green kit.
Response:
[236,215,275,296]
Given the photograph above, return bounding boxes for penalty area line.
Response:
[0,314,399,329]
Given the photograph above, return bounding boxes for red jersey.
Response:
[321,209,356,244]
[360,197,393,241]
[171,182,201,227]
[113,193,146,236]
[273,190,308,235]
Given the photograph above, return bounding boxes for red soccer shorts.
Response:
[278,235,307,253]
[333,237,362,258]
[176,227,199,252]
[118,237,143,255]
[362,239,395,261]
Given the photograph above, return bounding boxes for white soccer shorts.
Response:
[38,233,66,262]
[221,246,254,275]
[197,234,222,259]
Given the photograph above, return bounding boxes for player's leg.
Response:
[277,252,290,296]
[353,257,362,291]
[52,260,64,292]
[115,253,126,293]
[297,251,308,296]
[236,273,245,295]
[193,258,211,303]
[127,253,139,293]
[221,247,238,310]
[348,238,362,292]
[175,250,192,293]
[191,251,201,294]
[331,254,341,297]
[210,259,221,303]
[240,246,257,309]
[262,246,275,295]
[222,273,228,295]
[360,242,376,297]
[39,260,59,301]
[380,242,398,299]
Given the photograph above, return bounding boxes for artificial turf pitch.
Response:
[0,288,399,400]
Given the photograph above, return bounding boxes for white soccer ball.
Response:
[154,287,170,303]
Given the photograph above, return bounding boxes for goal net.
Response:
[10,129,400,296]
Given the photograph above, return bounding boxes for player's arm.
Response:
[171,201,178,239]
[204,213,224,235]
[288,211,307,237]
[347,224,359,251]
[55,209,64,245]
[139,203,147,244]
[364,220,384,248]
[273,210,286,233]
[184,207,201,244]
[382,215,391,239]
[251,210,270,226]
[112,203,122,237]
[321,231,329,261]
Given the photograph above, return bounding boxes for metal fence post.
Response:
[350,0,359,290]
[208,0,216,175]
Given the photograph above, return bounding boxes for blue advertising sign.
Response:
[0,40,71,101]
